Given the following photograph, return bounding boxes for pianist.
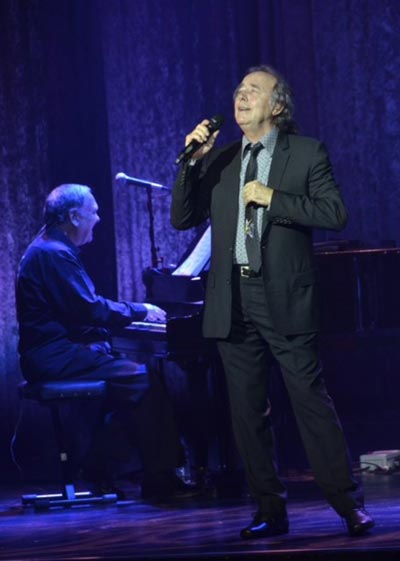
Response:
[16,183,192,501]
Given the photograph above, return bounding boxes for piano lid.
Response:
[142,224,210,310]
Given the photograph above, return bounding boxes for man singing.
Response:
[171,65,374,538]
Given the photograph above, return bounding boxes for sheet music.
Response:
[172,226,211,276]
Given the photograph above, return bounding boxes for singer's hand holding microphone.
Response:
[175,114,224,165]
[185,119,220,161]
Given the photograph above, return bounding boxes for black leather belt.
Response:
[234,265,262,278]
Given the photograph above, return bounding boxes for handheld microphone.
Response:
[175,114,224,165]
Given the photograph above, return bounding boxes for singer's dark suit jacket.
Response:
[171,131,348,338]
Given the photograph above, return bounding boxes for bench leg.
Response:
[22,402,118,511]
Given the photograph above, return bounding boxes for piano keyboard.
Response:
[127,321,167,332]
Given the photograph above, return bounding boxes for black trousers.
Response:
[217,272,363,517]
[24,347,183,477]
[78,356,183,476]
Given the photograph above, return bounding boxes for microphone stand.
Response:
[116,172,170,269]
[146,187,159,269]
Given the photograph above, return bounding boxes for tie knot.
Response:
[247,142,263,158]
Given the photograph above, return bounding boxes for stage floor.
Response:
[0,470,399,561]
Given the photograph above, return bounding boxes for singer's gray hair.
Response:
[238,65,298,134]
[43,183,93,226]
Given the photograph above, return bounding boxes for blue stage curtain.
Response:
[100,0,256,301]
[0,0,399,478]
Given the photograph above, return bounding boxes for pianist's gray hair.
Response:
[43,183,93,226]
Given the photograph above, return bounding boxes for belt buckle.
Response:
[240,266,252,278]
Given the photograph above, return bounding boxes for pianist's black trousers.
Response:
[41,346,183,478]
[217,273,363,517]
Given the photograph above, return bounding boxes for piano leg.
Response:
[153,353,245,497]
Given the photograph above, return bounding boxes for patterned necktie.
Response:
[244,142,263,272]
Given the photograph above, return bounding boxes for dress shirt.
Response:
[234,128,278,264]
[16,226,147,373]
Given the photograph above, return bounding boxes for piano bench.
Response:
[18,379,118,511]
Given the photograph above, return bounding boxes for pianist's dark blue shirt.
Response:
[16,227,147,381]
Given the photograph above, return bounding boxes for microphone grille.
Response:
[115,172,127,182]
[209,114,225,132]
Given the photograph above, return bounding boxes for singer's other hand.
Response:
[243,180,274,207]
[185,119,220,160]
[143,303,167,323]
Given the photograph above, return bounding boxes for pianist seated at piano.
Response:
[15,183,197,501]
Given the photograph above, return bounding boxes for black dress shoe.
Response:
[240,513,289,540]
[343,508,375,536]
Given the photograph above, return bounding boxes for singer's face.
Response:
[234,71,278,136]
[74,193,100,246]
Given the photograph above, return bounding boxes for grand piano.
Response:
[112,225,234,485]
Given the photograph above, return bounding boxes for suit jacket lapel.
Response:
[262,132,290,234]
[219,142,242,243]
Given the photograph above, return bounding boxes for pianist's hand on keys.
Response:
[143,303,167,323]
